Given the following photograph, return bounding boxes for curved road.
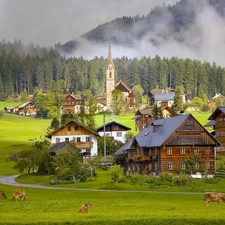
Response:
[0,175,205,195]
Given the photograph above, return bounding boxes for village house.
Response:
[97,120,131,143]
[114,114,220,176]
[133,107,172,132]
[208,93,225,110]
[62,92,87,114]
[148,88,186,107]
[205,106,225,155]
[47,120,100,157]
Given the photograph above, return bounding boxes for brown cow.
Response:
[204,192,225,206]
[13,190,26,201]
[78,202,92,213]
[0,190,7,199]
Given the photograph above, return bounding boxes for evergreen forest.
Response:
[0,40,224,103]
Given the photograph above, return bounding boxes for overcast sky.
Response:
[0,0,179,46]
[1,0,225,67]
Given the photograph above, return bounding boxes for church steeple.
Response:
[106,44,115,111]
[108,44,113,65]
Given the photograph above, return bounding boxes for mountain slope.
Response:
[57,0,225,66]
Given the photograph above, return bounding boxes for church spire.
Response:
[107,44,113,66]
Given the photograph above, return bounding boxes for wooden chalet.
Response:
[97,120,131,143]
[133,109,153,132]
[63,93,86,114]
[114,114,220,176]
[208,93,225,110]
[205,106,225,155]
[16,101,37,116]
[47,120,100,156]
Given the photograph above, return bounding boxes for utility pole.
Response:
[103,114,106,161]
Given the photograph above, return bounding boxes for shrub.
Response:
[159,172,174,184]
[174,174,190,186]
[58,168,73,181]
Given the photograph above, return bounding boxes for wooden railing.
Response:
[75,142,93,149]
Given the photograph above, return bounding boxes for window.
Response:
[216,131,220,137]
[77,137,81,142]
[86,137,90,142]
[68,126,71,131]
[195,162,200,169]
[114,125,119,130]
[180,147,186,155]
[167,147,172,155]
[56,138,60,143]
[194,147,199,154]
[180,162,186,170]
[65,138,69,142]
[204,147,211,154]
[167,162,173,170]
[74,125,78,131]
[106,133,110,137]
[205,161,210,169]
[117,132,122,137]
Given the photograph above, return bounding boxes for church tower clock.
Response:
[106,44,115,110]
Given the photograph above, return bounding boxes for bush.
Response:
[174,174,190,186]
[159,172,174,184]
[58,168,73,181]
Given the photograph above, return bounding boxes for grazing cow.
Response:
[78,202,92,213]
[0,190,7,199]
[204,192,225,206]
[13,190,26,201]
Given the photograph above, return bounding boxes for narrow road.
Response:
[0,175,205,195]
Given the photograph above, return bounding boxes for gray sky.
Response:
[1,0,225,67]
[0,0,179,46]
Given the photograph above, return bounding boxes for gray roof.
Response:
[135,114,189,147]
[204,120,215,127]
[49,141,70,153]
[113,137,134,155]
[208,106,225,120]
[154,92,174,101]
[96,120,131,131]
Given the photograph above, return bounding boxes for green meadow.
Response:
[1,183,225,225]
[1,103,221,225]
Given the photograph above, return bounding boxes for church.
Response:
[103,45,136,112]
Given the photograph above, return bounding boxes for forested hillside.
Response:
[59,0,225,54]
[0,43,224,102]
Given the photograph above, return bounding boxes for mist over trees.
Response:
[0,40,224,103]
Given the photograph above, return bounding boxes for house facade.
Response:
[208,93,225,110]
[148,88,185,107]
[47,120,100,156]
[206,106,225,155]
[133,109,153,132]
[62,93,86,114]
[97,121,131,143]
[114,114,220,176]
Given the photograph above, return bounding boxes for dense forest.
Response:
[0,40,224,102]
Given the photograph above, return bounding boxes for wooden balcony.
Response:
[126,155,158,162]
[75,142,93,149]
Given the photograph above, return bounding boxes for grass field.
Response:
[0,103,224,225]
[0,182,225,225]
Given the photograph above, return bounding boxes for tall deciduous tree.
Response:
[111,89,125,115]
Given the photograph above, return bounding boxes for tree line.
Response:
[0,40,225,103]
